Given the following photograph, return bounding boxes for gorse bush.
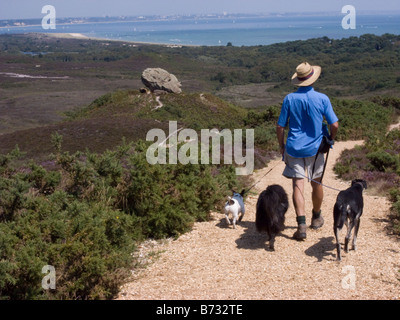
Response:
[0,193,136,299]
[332,99,393,141]
[366,151,399,172]
[121,140,238,238]
[0,136,240,300]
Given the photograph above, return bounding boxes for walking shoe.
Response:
[310,210,324,229]
[293,224,307,241]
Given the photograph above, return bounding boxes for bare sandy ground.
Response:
[44,33,89,39]
[117,140,400,300]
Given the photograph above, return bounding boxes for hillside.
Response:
[1,33,400,300]
[1,33,400,135]
[0,86,397,169]
[0,90,247,161]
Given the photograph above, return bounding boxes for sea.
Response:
[1,14,400,46]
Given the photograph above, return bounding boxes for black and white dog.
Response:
[333,179,367,261]
[224,190,246,229]
[255,185,289,251]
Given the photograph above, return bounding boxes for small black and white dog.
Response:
[333,179,367,261]
[224,190,246,229]
[255,185,289,251]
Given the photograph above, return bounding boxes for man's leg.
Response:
[311,178,323,213]
[310,177,325,229]
[293,178,305,216]
[282,152,309,240]
[292,178,307,240]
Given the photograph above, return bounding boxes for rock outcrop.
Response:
[141,68,182,94]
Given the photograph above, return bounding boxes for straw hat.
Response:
[291,62,321,86]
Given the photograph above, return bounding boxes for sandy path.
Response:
[117,140,400,300]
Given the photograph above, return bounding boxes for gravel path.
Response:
[117,140,400,300]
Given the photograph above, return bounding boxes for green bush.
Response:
[0,194,136,299]
[0,136,240,299]
[122,140,237,238]
[332,99,393,141]
[389,189,400,234]
[367,151,399,172]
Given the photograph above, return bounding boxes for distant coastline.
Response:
[2,10,400,26]
[43,32,199,47]
[2,13,400,47]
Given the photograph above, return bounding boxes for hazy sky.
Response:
[1,0,400,19]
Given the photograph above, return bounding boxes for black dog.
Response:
[256,185,289,251]
[333,179,367,261]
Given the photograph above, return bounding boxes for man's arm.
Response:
[329,121,339,140]
[276,125,285,157]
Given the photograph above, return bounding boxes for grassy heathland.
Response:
[0,33,399,299]
[1,33,400,135]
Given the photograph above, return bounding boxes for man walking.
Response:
[276,62,339,240]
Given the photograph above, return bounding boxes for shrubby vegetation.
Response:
[0,136,239,299]
[333,96,400,233]
[334,128,400,233]
[182,33,400,96]
[1,93,394,299]
[1,33,400,299]
[332,98,394,141]
[2,33,400,97]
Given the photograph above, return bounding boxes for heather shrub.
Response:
[333,146,369,180]
[335,129,400,234]
[335,130,400,179]
[389,188,400,234]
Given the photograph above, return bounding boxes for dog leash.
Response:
[290,170,342,192]
[244,155,342,195]
[286,160,342,193]
[243,161,282,195]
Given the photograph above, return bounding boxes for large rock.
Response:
[141,68,182,94]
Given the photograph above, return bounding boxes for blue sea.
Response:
[1,14,400,46]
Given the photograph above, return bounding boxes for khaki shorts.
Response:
[283,150,325,180]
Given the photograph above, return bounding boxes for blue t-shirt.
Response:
[277,87,338,158]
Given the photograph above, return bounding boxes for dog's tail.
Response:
[334,200,347,230]
[256,188,286,234]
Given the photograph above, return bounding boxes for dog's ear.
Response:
[351,179,368,190]
[226,197,235,206]
[363,181,368,190]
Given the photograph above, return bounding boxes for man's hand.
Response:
[329,121,339,141]
[279,144,285,157]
